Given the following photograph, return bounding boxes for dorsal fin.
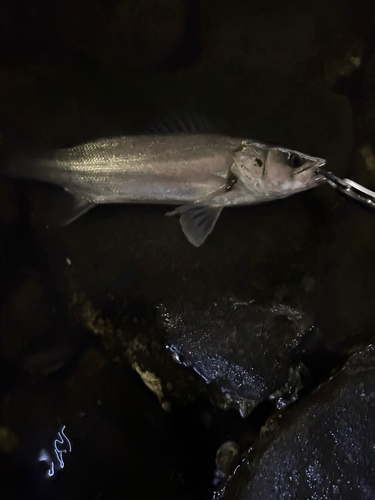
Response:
[142,109,216,135]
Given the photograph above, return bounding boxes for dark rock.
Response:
[160,300,313,416]
[217,344,375,500]
[215,441,240,478]
[71,293,209,409]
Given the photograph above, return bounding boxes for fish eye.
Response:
[288,153,303,169]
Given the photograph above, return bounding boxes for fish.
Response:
[4,114,326,246]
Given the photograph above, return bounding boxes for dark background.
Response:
[1,1,375,499]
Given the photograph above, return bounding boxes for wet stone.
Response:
[217,344,375,500]
[215,441,240,479]
[70,292,210,409]
[159,300,313,416]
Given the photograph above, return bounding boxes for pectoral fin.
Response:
[49,189,95,227]
[167,204,223,247]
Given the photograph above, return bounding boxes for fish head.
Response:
[232,141,326,198]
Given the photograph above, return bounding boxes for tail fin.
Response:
[0,124,59,183]
[2,149,58,184]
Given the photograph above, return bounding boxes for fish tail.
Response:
[0,127,45,181]
[3,149,57,183]
[1,148,95,226]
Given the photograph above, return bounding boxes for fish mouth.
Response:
[293,158,326,175]
[293,158,327,187]
[312,159,328,184]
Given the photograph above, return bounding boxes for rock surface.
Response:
[160,300,312,416]
[218,344,375,500]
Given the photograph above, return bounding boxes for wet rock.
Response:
[215,441,240,479]
[71,291,209,408]
[160,300,313,416]
[71,292,116,351]
[133,363,170,411]
[217,344,375,500]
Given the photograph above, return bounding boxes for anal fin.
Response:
[49,189,95,227]
[167,204,223,247]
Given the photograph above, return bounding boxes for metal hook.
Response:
[317,167,375,209]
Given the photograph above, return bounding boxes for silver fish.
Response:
[7,118,326,246]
